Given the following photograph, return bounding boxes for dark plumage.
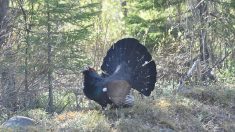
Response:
[82,38,157,108]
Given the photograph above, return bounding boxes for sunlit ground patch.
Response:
[155,98,171,110]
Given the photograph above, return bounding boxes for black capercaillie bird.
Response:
[82,38,157,109]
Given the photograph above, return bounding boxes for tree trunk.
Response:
[198,0,209,63]
[18,0,30,108]
[0,0,9,46]
[121,1,127,17]
[197,0,211,82]
[0,0,18,112]
[0,0,8,20]
[46,3,53,113]
[1,62,17,111]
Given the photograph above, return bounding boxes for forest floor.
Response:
[0,83,235,132]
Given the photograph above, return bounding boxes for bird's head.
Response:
[81,66,96,74]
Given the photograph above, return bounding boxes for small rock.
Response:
[159,128,175,132]
[2,116,36,128]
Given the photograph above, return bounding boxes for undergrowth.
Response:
[0,83,235,132]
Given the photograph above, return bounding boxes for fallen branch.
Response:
[178,51,232,90]
[201,51,232,75]
[178,59,200,90]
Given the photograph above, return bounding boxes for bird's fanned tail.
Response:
[101,38,157,96]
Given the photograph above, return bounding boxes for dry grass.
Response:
[0,83,235,132]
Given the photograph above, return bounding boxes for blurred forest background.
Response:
[0,0,235,131]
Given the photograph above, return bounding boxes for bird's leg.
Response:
[151,96,155,100]
[102,106,105,110]
[115,108,118,118]
[140,93,144,99]
[101,106,108,114]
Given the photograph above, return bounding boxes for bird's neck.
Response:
[83,70,104,97]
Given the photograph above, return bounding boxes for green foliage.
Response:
[15,0,101,76]
[217,68,235,83]
[125,0,182,51]
[35,91,76,113]
[3,0,102,113]
[27,109,49,121]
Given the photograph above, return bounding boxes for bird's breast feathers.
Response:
[105,80,131,106]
